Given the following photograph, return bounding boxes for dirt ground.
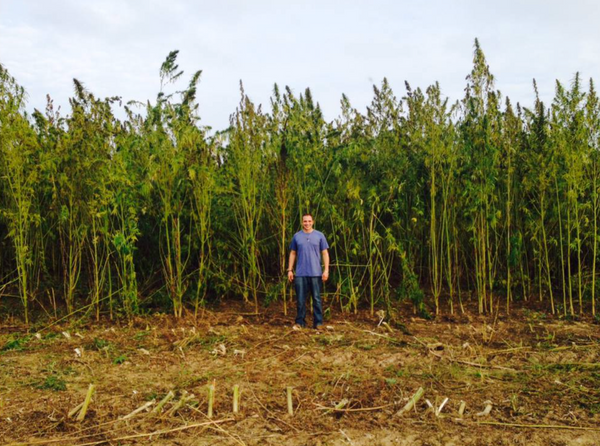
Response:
[1,301,600,446]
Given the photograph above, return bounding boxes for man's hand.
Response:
[288,251,296,283]
[322,250,330,282]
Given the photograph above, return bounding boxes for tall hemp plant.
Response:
[423,83,457,314]
[185,128,215,317]
[227,84,272,312]
[83,94,118,320]
[405,82,457,315]
[523,82,554,312]
[284,88,331,221]
[551,76,586,315]
[327,93,364,313]
[144,51,203,317]
[106,108,146,319]
[176,65,214,317]
[585,79,600,316]
[361,79,423,316]
[460,39,502,313]
[268,84,294,313]
[0,65,43,324]
[49,81,118,315]
[501,98,522,313]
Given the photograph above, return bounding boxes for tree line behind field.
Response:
[1,41,599,324]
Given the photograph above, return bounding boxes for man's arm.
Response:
[322,249,330,281]
[287,250,296,282]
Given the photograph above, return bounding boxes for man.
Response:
[287,213,330,329]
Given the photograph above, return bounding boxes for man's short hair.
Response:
[302,213,313,219]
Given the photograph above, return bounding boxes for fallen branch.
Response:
[244,376,298,433]
[448,356,518,372]
[173,334,201,349]
[251,331,291,351]
[478,420,600,431]
[413,336,518,372]
[340,429,355,445]
[363,330,404,345]
[491,346,532,354]
[205,416,247,446]
[67,418,235,446]
[321,398,349,415]
[544,362,600,370]
[314,402,395,412]
[432,350,518,372]
[10,404,147,445]
[548,343,600,352]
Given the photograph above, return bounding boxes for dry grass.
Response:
[1,303,599,445]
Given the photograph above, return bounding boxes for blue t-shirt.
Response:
[290,230,329,277]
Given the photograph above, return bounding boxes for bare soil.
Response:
[1,302,600,445]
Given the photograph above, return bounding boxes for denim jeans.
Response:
[294,276,323,328]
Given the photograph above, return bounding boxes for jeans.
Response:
[294,276,323,328]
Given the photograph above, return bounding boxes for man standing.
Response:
[287,213,330,329]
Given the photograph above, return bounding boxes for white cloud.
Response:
[2,0,600,129]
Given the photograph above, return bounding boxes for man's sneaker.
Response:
[314,324,323,331]
[292,324,302,331]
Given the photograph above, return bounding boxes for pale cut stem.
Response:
[286,386,293,416]
[324,398,349,415]
[68,401,84,419]
[436,397,449,416]
[76,384,96,421]
[233,385,240,413]
[208,381,215,418]
[151,390,175,416]
[476,400,493,417]
[396,387,424,416]
[458,400,466,417]
[120,400,155,420]
[166,392,193,417]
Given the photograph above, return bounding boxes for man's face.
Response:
[302,215,314,232]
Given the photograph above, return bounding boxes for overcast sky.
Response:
[1,0,600,130]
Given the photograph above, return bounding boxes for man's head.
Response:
[302,213,314,232]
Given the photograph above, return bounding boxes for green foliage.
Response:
[1,334,30,352]
[197,334,226,350]
[263,283,281,307]
[384,365,399,375]
[113,354,128,364]
[89,337,111,350]
[133,330,150,341]
[37,374,67,391]
[4,41,600,323]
